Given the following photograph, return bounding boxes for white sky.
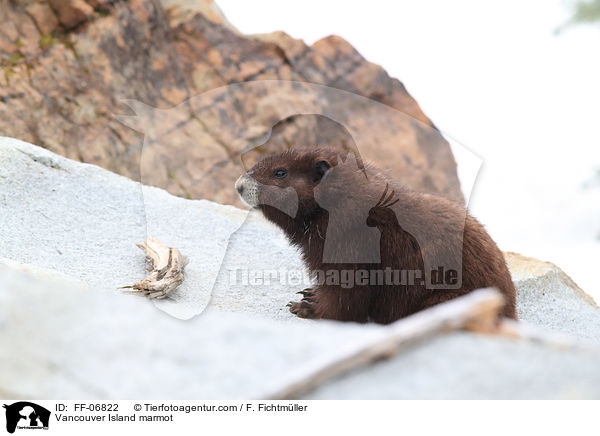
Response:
[219,0,600,300]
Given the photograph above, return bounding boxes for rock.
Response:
[304,332,600,399]
[4,260,600,399]
[48,0,94,29]
[85,0,112,10]
[0,262,384,398]
[506,252,600,345]
[158,0,237,29]
[25,2,60,36]
[1,137,600,399]
[0,136,308,320]
[0,3,40,56]
[0,0,463,208]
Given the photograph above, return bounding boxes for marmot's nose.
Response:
[235,176,245,194]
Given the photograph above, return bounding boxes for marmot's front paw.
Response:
[287,288,317,318]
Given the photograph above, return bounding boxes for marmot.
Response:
[236,148,517,323]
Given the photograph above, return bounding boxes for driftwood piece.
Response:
[259,288,505,400]
[121,237,188,299]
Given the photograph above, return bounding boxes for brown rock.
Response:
[0,4,40,56]
[26,2,60,35]
[159,0,238,29]
[48,0,94,29]
[86,0,112,9]
[0,0,464,208]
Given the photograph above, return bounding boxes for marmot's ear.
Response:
[314,160,331,182]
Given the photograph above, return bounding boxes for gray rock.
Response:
[506,252,600,345]
[304,332,600,399]
[0,262,383,399]
[0,136,307,321]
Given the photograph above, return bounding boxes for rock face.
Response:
[0,0,463,207]
[506,252,600,345]
[1,137,600,399]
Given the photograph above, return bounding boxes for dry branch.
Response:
[121,237,188,299]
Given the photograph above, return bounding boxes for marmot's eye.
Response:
[273,168,288,179]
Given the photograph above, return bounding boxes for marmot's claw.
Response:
[288,295,317,319]
[297,288,314,297]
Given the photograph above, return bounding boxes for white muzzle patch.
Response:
[235,174,260,207]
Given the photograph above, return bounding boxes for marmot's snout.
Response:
[235,173,259,207]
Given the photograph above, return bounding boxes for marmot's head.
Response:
[235,148,337,220]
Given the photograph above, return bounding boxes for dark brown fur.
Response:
[241,148,517,323]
